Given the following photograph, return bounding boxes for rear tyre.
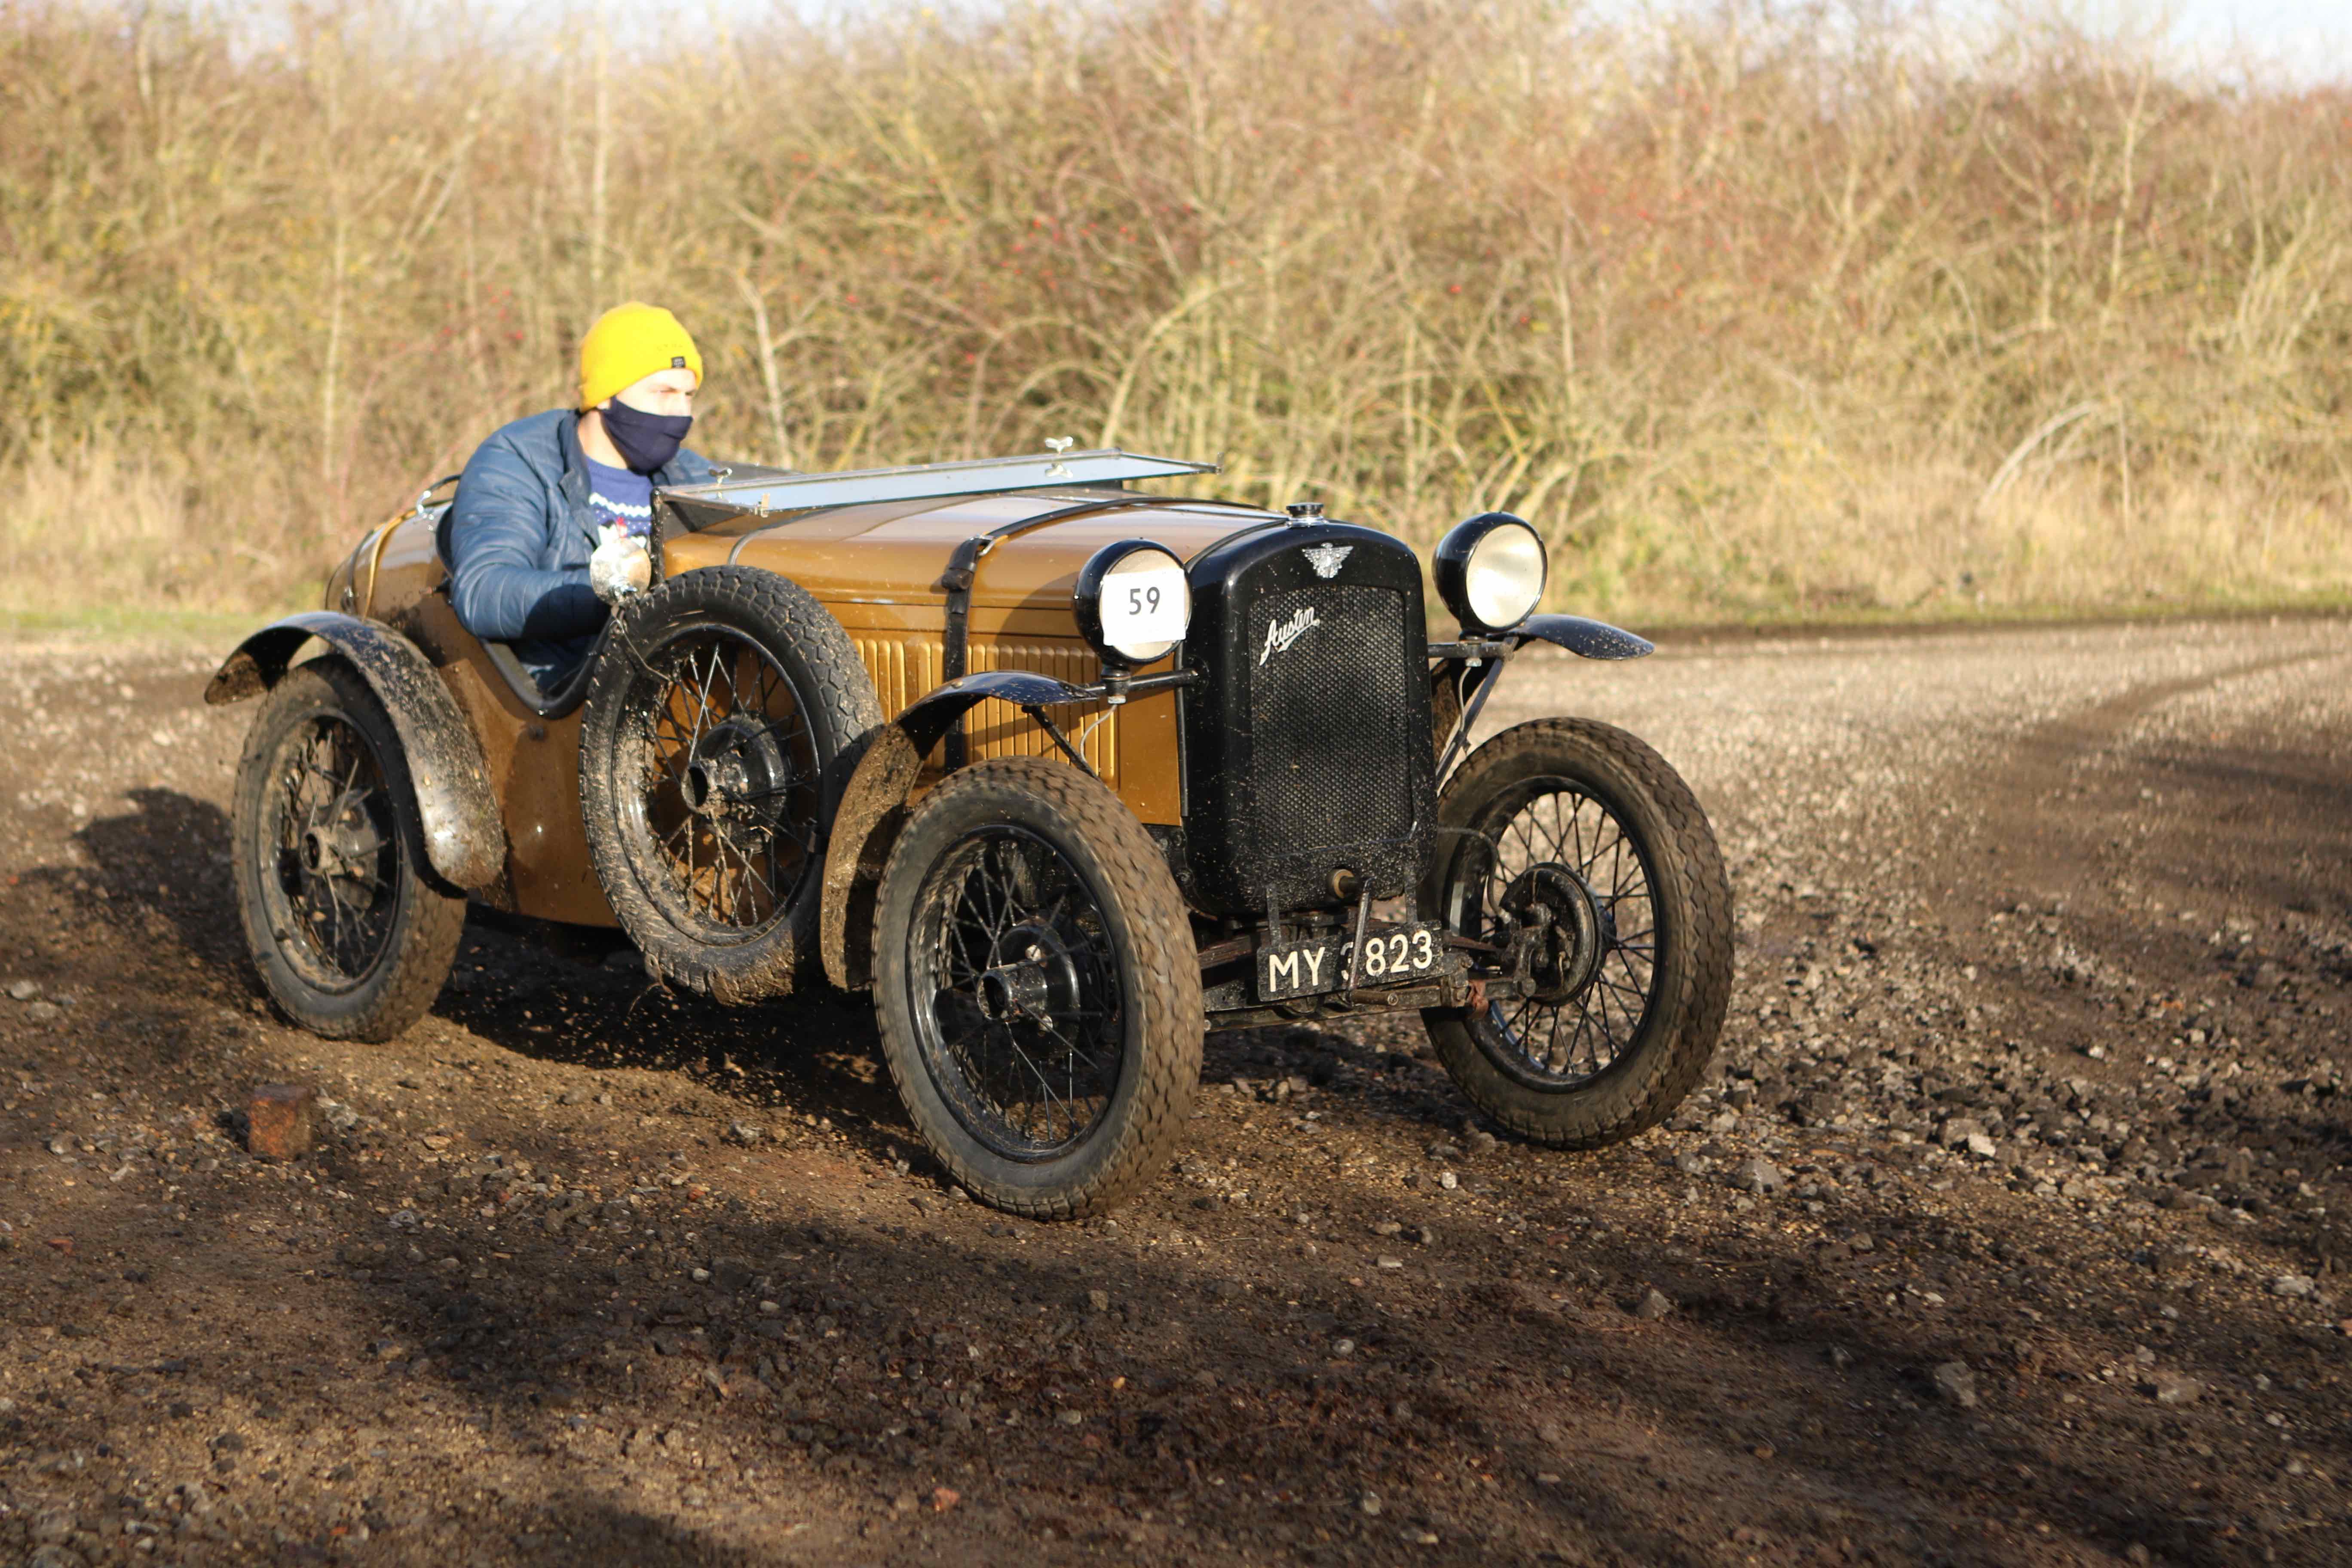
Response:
[1421,717,1732,1147]
[231,660,465,1041]
[579,566,883,1002]
[874,759,1202,1219]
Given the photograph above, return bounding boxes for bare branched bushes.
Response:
[2,0,2345,618]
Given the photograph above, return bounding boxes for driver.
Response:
[446,303,714,689]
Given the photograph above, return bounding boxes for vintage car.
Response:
[206,447,1732,1217]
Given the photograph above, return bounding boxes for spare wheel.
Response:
[579,565,883,1002]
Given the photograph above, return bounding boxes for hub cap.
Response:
[1501,863,1612,1004]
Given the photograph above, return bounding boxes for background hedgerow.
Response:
[3,0,2347,620]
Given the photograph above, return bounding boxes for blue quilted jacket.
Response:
[446,409,711,687]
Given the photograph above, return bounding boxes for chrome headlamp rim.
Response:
[1433,511,1547,633]
[1074,539,1192,668]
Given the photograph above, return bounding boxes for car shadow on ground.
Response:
[61,786,247,969]
[477,1495,777,1567]
[434,905,920,1148]
[52,787,922,1148]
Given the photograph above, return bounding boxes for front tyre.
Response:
[1421,717,1732,1147]
[874,759,1202,1219]
[231,660,466,1041]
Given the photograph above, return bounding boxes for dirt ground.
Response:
[0,616,2347,1568]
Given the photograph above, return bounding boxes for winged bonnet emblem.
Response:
[1302,542,1353,579]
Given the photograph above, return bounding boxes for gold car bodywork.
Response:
[329,487,1275,928]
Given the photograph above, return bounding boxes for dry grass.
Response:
[3,0,2347,622]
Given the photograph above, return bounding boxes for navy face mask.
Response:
[600,397,693,474]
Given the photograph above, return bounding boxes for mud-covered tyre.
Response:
[231,659,466,1041]
[1420,717,1732,1147]
[874,758,1202,1219]
[579,566,883,1003]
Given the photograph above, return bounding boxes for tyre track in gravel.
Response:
[1817,640,2352,1568]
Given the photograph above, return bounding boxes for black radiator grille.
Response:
[1175,520,1436,918]
[1242,584,1418,903]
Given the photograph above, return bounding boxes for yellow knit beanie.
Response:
[577,303,703,410]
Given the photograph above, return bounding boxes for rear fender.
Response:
[205,611,505,891]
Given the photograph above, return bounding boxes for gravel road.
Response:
[0,616,2346,1567]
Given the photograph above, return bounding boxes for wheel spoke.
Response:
[619,628,829,935]
[711,830,744,925]
[714,643,745,721]
[1600,833,1635,900]
[1572,804,1602,879]
[687,646,719,747]
[1605,948,1654,1000]
[1597,974,1649,1018]
[731,828,780,911]
[742,714,809,755]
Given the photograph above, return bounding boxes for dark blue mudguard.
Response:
[818,668,1101,991]
[1511,615,1654,660]
[205,611,506,891]
[892,669,1098,756]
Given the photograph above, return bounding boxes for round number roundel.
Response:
[1076,540,1192,666]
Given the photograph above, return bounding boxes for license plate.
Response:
[1259,923,1443,1001]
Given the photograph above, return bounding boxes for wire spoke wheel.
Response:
[231,660,464,1043]
[579,566,884,1002]
[1421,717,1731,1149]
[617,625,820,943]
[260,714,404,990]
[874,757,1203,1219]
[907,826,1124,1160]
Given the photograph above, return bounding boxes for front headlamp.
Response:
[1434,512,1546,632]
[1075,540,1191,667]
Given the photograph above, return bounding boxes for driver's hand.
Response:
[590,523,652,604]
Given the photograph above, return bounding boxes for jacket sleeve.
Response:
[446,434,606,642]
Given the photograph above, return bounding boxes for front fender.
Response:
[1512,615,1654,661]
[819,724,926,992]
[893,668,1097,756]
[820,667,1104,991]
[205,611,505,891]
